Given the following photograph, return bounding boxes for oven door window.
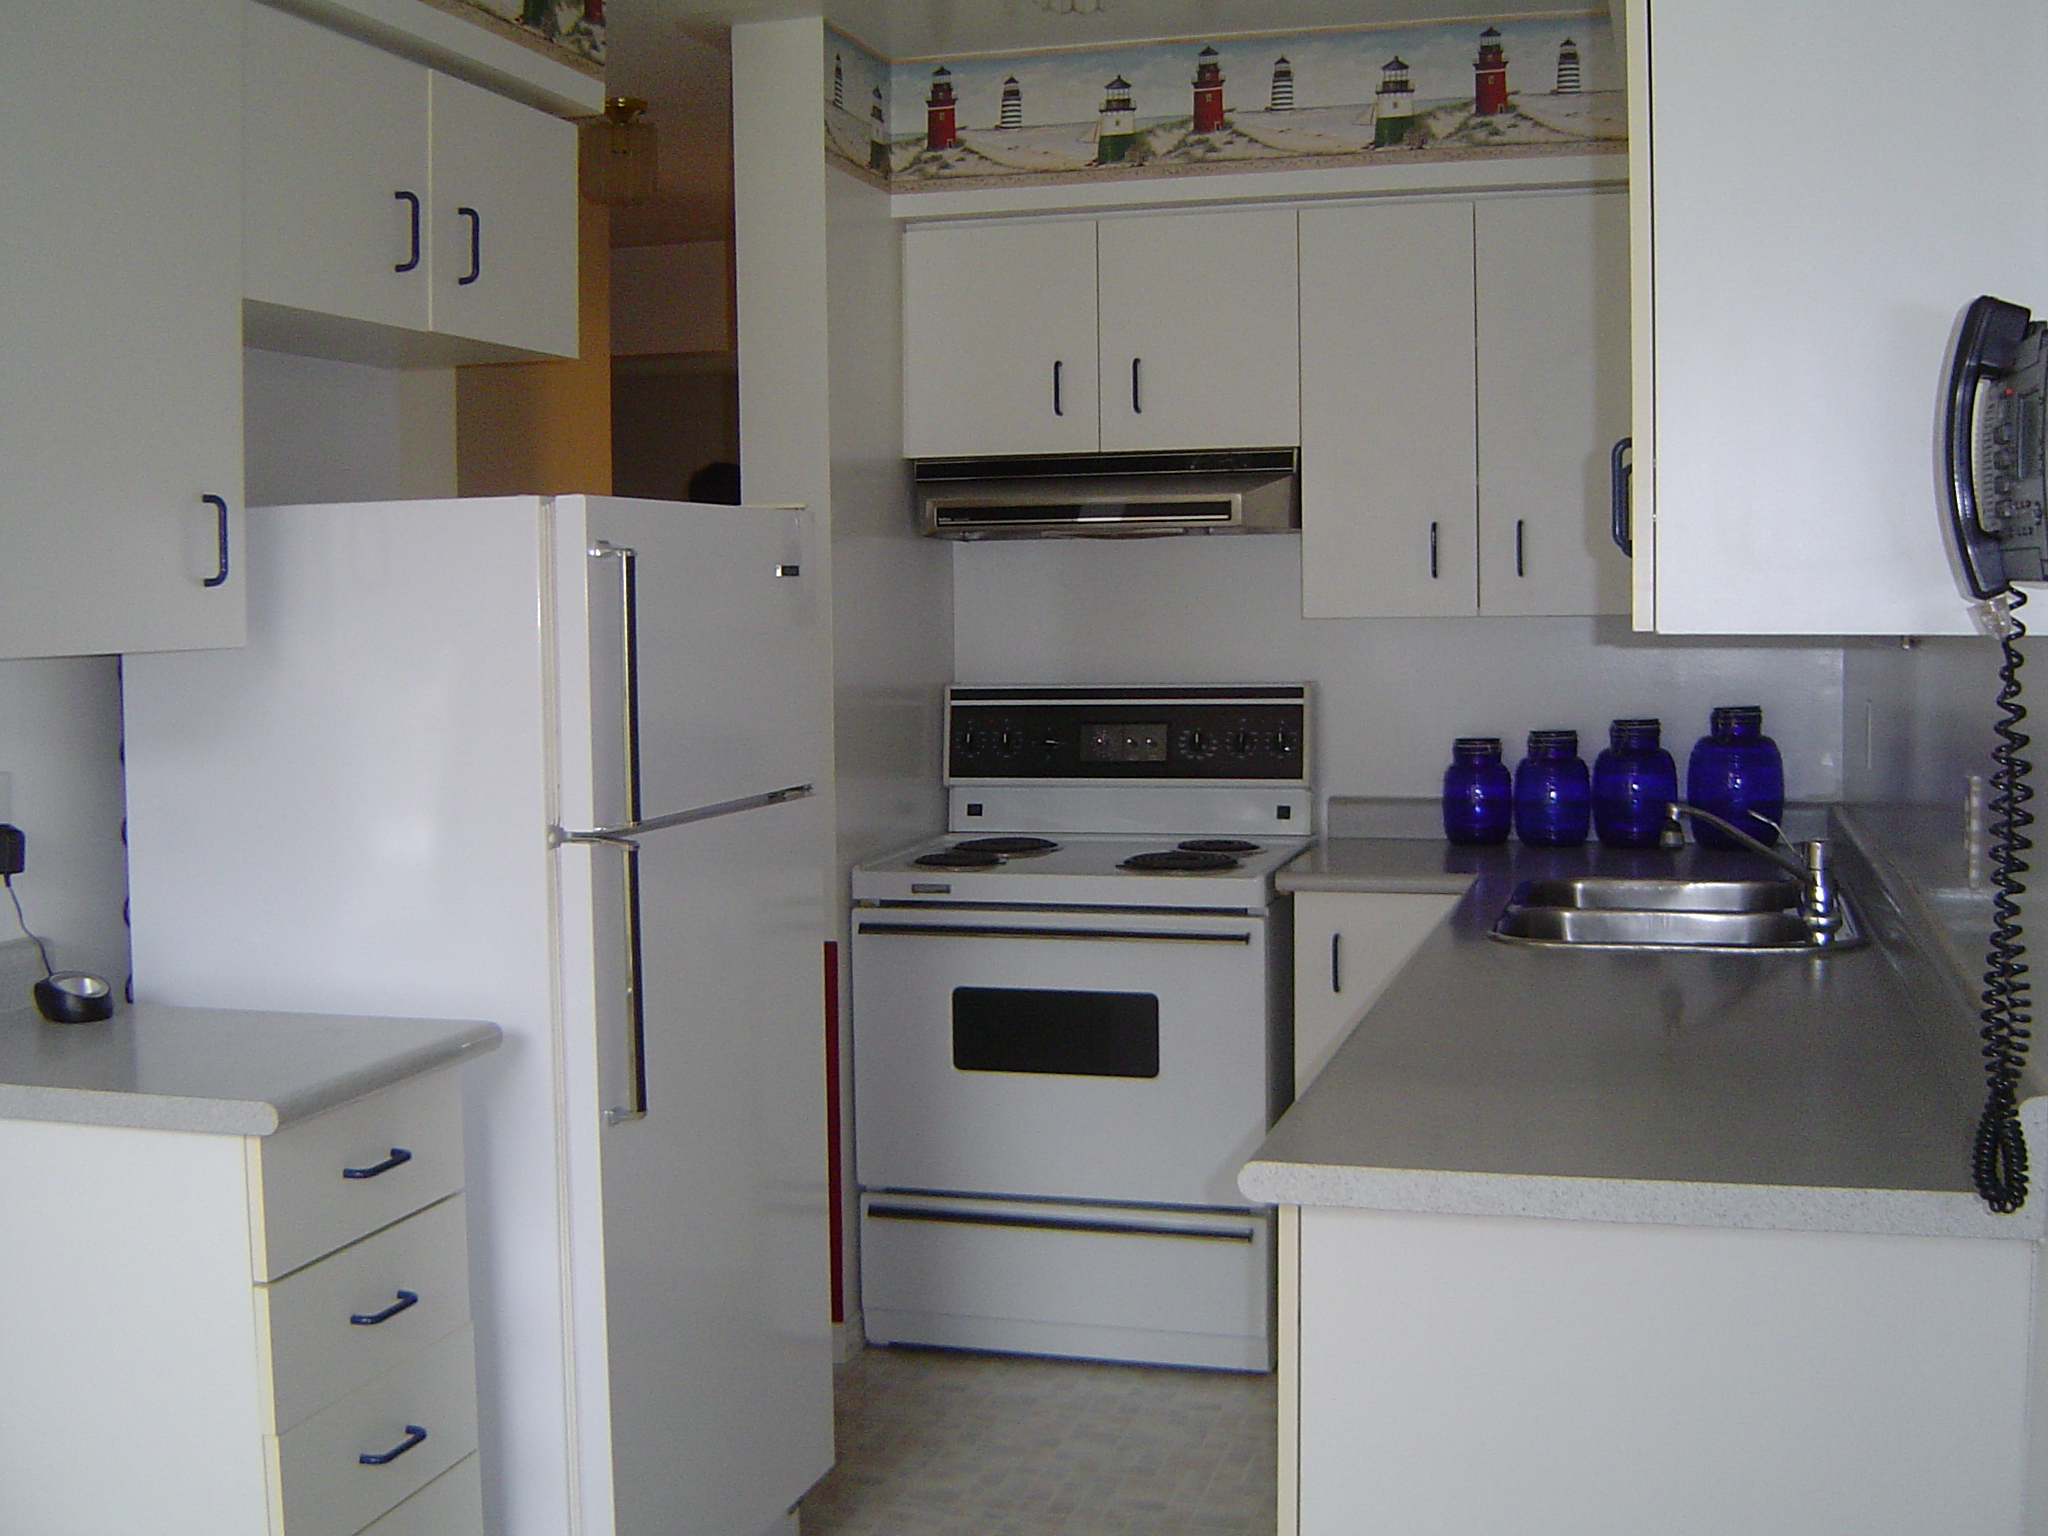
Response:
[953,987,1160,1079]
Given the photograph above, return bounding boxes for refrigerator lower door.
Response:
[581,788,834,1536]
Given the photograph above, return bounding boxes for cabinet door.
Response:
[1300,201,1477,618]
[428,71,579,359]
[1635,0,2048,636]
[903,219,1100,458]
[0,0,244,658]
[1476,192,1631,617]
[1292,891,1458,1098]
[244,2,431,334]
[1097,208,1299,452]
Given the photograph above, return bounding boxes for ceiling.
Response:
[603,0,1607,244]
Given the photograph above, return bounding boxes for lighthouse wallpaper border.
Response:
[824,17,1621,190]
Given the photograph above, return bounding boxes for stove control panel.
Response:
[946,685,1309,783]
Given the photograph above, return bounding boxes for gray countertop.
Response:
[0,1001,501,1136]
[1242,807,2048,1241]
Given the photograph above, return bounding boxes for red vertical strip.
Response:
[823,940,845,1325]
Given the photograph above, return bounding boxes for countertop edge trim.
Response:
[1236,1160,2048,1243]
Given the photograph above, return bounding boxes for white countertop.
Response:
[0,1000,501,1136]
[1241,806,2048,1241]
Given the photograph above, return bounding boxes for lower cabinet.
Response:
[1291,891,1460,1096]
[1280,1204,2036,1536]
[0,1068,482,1536]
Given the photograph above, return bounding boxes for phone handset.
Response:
[1945,295,2046,1213]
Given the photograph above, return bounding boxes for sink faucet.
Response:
[1660,803,1844,936]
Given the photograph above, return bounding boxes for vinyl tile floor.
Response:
[799,1345,1277,1536]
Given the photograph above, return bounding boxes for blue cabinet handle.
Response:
[359,1426,427,1466]
[1610,436,1633,556]
[457,207,481,285]
[1052,359,1064,417]
[349,1290,420,1327]
[342,1147,413,1180]
[393,191,420,273]
[200,495,230,588]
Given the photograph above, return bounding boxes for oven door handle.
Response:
[855,921,1252,945]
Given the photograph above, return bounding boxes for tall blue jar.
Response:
[1593,718,1678,849]
[1442,737,1513,845]
[1514,729,1591,847]
[1686,705,1785,848]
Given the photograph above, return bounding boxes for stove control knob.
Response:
[957,729,982,758]
[1181,729,1217,759]
[1224,729,1258,756]
[994,730,1021,756]
[1274,729,1298,756]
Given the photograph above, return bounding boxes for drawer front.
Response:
[262,1194,471,1433]
[253,1069,465,1280]
[356,1453,483,1536]
[270,1325,479,1536]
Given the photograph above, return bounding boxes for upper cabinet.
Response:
[903,208,1299,458]
[1627,0,2048,636]
[1301,190,1628,620]
[1095,209,1299,453]
[244,2,579,366]
[0,0,246,659]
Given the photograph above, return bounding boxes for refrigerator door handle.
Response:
[554,783,815,847]
[600,839,649,1126]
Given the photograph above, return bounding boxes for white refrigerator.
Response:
[122,495,836,1536]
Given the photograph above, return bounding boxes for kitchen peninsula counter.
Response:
[1244,808,2047,1241]
[0,999,500,1135]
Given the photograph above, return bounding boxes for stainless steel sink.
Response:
[1491,877,1863,952]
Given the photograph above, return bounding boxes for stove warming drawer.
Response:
[860,1192,1272,1373]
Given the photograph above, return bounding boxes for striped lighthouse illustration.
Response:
[1474,26,1510,115]
[1374,56,1416,146]
[1096,75,1138,163]
[926,66,959,151]
[1192,45,1227,133]
[1269,56,1295,112]
[832,53,844,109]
[869,84,891,174]
[1554,37,1581,94]
[999,75,1023,129]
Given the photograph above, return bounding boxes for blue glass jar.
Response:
[1686,705,1785,848]
[1514,729,1591,847]
[1442,737,1513,845]
[1593,718,1678,849]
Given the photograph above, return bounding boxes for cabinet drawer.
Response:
[251,1069,464,1281]
[269,1324,479,1536]
[261,1194,471,1433]
[356,1452,483,1536]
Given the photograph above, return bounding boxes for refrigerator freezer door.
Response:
[571,496,825,835]
[582,790,835,1535]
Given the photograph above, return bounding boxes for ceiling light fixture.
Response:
[1038,0,1106,14]
[579,96,659,206]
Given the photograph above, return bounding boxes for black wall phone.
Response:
[1945,294,2048,1211]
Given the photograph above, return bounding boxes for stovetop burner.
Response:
[1118,849,1243,873]
[914,848,1006,869]
[954,836,1061,856]
[1177,838,1262,854]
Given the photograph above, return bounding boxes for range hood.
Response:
[915,448,1299,540]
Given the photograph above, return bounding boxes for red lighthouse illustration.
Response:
[1192,45,1226,133]
[926,66,959,151]
[1474,27,1510,116]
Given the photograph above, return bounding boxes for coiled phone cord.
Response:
[1975,588,2034,1213]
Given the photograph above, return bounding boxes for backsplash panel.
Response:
[953,536,1847,802]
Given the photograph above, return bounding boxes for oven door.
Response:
[851,904,1273,1208]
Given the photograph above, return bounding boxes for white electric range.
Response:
[849,684,1312,1372]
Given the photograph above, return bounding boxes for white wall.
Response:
[610,242,732,357]
[954,535,1848,802]
[244,348,456,505]
[1842,634,2006,809]
[0,659,127,988]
